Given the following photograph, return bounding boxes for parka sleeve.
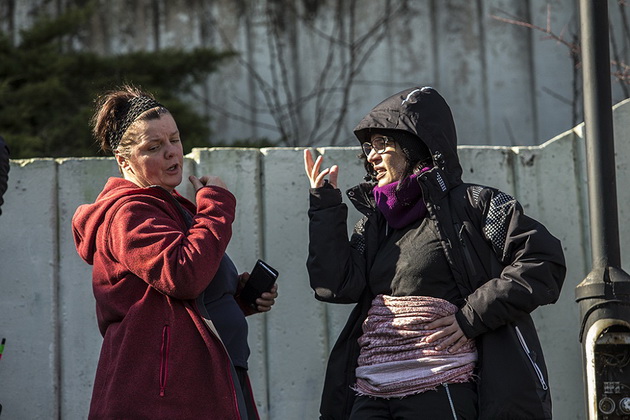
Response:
[455,187,566,338]
[306,185,370,303]
[107,186,236,300]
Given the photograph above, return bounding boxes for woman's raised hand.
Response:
[304,149,339,189]
[189,175,228,192]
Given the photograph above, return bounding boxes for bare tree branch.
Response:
[195,0,412,147]
[490,13,579,58]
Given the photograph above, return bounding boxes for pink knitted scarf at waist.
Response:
[354,295,477,398]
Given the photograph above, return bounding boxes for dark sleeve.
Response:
[455,188,567,338]
[0,137,10,215]
[306,185,369,304]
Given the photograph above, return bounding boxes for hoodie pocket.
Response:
[160,325,170,397]
[514,325,548,391]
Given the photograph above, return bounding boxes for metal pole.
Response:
[576,1,630,418]
[580,0,620,269]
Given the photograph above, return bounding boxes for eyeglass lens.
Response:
[362,137,389,155]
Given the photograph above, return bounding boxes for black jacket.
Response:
[306,87,566,419]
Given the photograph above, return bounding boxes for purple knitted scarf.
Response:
[372,171,428,229]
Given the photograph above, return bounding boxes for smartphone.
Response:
[240,259,278,307]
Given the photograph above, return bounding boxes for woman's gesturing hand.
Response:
[304,149,339,189]
[189,175,228,192]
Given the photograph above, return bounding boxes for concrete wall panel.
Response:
[57,158,119,419]
[0,159,58,419]
[528,0,581,144]
[482,0,537,146]
[435,0,487,146]
[260,147,328,419]
[613,99,630,267]
[458,145,516,194]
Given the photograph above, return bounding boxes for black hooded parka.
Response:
[306,87,566,419]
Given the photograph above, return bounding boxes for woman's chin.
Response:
[160,175,183,191]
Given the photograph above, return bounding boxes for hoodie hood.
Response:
[72,177,176,265]
[353,87,463,188]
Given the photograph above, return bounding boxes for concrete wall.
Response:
[1,98,629,419]
[2,0,629,149]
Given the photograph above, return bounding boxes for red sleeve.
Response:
[107,186,237,299]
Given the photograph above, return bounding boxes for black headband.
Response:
[108,96,163,150]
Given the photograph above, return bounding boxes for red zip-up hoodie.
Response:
[73,177,244,419]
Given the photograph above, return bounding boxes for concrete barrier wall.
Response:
[1,98,629,419]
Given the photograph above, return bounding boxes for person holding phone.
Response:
[72,85,277,420]
[304,87,565,419]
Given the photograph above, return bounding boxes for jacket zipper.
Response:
[160,325,171,397]
[514,325,548,390]
[455,223,477,277]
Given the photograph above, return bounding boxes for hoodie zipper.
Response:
[160,325,171,397]
[514,325,548,390]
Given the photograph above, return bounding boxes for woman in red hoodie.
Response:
[72,85,277,419]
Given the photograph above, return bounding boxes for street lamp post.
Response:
[575,0,630,418]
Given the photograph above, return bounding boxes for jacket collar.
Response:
[346,164,452,217]
[346,183,376,217]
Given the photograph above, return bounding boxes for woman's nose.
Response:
[165,142,176,157]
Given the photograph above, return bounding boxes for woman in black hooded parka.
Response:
[304,87,566,420]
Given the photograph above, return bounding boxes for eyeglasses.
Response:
[362,136,395,156]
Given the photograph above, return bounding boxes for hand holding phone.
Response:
[240,260,278,307]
